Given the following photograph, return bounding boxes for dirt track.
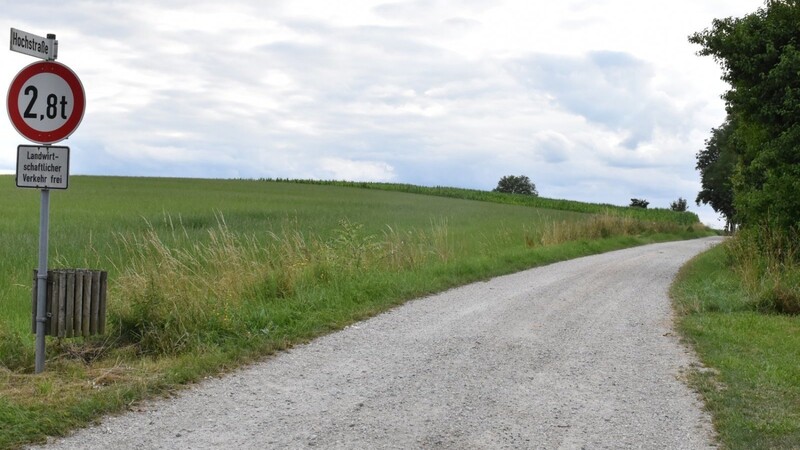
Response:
[36,237,722,449]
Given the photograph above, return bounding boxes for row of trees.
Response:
[629,198,688,211]
[540,195,688,211]
[691,0,800,233]
[493,176,689,212]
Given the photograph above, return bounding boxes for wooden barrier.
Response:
[32,269,107,337]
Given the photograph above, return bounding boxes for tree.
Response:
[690,0,800,231]
[629,198,649,209]
[670,197,689,212]
[493,175,538,196]
[695,119,738,231]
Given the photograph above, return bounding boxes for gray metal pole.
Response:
[35,37,57,373]
[35,188,50,373]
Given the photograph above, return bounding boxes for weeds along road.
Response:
[36,237,723,449]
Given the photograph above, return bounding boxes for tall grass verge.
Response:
[111,215,454,356]
[725,225,800,315]
[114,218,271,355]
[109,212,704,359]
[672,243,800,449]
[530,214,706,247]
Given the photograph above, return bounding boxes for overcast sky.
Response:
[2,1,764,225]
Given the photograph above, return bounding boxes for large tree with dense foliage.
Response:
[690,0,800,231]
[493,175,538,196]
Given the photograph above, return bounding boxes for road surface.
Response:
[36,237,722,449]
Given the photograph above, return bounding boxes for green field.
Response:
[0,176,588,336]
[265,178,701,225]
[0,175,707,448]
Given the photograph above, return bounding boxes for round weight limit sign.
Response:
[7,61,85,145]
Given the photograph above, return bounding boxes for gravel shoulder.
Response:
[35,237,723,449]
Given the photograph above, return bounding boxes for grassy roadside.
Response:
[0,176,712,448]
[671,243,800,449]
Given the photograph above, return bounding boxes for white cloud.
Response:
[316,157,396,182]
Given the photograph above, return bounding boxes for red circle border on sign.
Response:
[6,61,86,145]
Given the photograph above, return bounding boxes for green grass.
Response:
[671,243,800,449]
[0,175,709,449]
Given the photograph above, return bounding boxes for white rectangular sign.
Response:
[16,145,69,189]
[9,28,57,60]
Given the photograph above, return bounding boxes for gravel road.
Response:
[35,237,722,449]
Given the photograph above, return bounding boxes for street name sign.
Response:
[16,145,69,189]
[9,28,57,60]
[6,61,85,144]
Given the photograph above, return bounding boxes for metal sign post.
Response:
[16,144,70,373]
[35,188,49,373]
[7,29,84,373]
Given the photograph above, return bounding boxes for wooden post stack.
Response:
[32,269,107,337]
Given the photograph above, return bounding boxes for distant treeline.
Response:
[256,178,701,226]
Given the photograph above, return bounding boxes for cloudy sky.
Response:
[2,1,764,225]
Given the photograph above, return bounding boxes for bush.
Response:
[670,197,688,212]
[629,198,649,209]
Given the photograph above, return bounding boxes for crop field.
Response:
[0,176,584,335]
[0,175,707,448]
[267,179,701,225]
